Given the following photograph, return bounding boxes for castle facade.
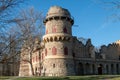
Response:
[1,6,120,76]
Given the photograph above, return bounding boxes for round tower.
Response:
[42,6,75,76]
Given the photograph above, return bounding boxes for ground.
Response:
[0,75,120,80]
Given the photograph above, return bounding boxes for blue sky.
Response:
[27,0,120,47]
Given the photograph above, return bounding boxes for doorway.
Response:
[98,64,102,74]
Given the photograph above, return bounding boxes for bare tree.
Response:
[101,0,120,21]
[0,6,44,76]
[14,7,44,76]
[0,0,27,60]
[0,0,26,56]
[0,0,26,26]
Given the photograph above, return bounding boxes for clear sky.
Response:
[27,0,120,47]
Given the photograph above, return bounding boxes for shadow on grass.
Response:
[2,75,120,80]
[69,75,120,80]
[0,76,11,80]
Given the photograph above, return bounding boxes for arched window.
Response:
[63,27,67,33]
[52,46,57,55]
[52,27,56,33]
[64,47,68,55]
[45,48,47,56]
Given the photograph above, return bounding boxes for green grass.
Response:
[0,76,13,80]
[1,75,120,80]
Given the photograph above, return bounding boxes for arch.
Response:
[92,64,95,74]
[63,27,67,33]
[77,63,84,75]
[85,63,91,75]
[54,16,59,20]
[50,37,53,42]
[111,64,114,74]
[54,36,57,41]
[59,36,62,41]
[61,16,66,20]
[62,37,66,41]
[98,64,103,74]
[65,37,69,41]
[106,64,109,74]
[64,47,68,55]
[61,36,65,40]
[52,46,57,55]
[116,64,119,74]
[68,37,71,41]
[46,38,49,42]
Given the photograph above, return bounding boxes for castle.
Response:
[1,6,120,76]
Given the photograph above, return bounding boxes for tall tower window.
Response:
[52,46,57,55]
[52,27,56,33]
[45,48,47,56]
[63,27,67,33]
[64,47,68,55]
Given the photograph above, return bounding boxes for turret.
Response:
[42,6,75,76]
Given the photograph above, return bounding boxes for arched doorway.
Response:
[106,65,109,74]
[77,63,84,75]
[92,64,95,74]
[98,64,103,75]
[111,64,114,74]
[85,63,90,75]
[116,64,119,74]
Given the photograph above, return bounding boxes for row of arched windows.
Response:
[46,27,68,34]
[45,46,68,56]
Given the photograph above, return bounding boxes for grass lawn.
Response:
[1,75,120,80]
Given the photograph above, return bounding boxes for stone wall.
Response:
[42,58,75,76]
